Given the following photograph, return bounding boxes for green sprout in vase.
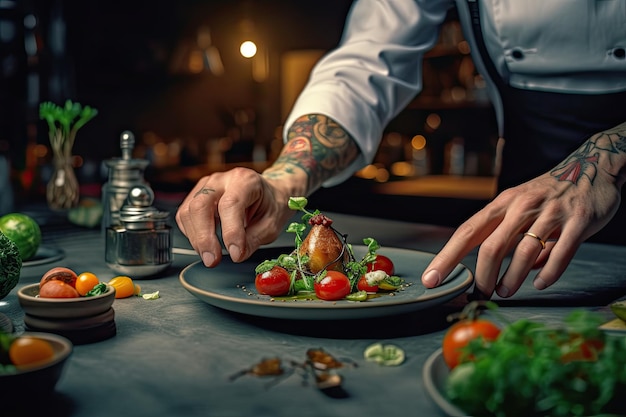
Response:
[39,100,98,158]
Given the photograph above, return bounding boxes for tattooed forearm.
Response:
[551,121,626,185]
[265,114,359,192]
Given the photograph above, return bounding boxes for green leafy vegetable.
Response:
[85,282,107,297]
[0,330,17,374]
[446,310,626,417]
[0,231,23,300]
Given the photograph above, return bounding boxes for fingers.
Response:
[421,191,576,299]
[176,179,225,267]
[422,204,507,289]
[217,180,264,263]
[495,230,551,297]
[176,168,291,268]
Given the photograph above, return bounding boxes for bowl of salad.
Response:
[424,303,626,417]
[0,331,73,397]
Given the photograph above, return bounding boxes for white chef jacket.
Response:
[283,0,626,187]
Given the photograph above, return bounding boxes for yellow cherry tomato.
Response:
[75,272,100,296]
[9,336,55,367]
[108,276,136,299]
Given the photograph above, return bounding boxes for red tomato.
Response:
[39,280,80,298]
[366,254,395,276]
[357,275,379,292]
[442,318,501,369]
[314,271,351,301]
[40,267,78,288]
[255,266,291,296]
[561,336,605,363]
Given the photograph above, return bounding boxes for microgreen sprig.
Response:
[255,197,402,299]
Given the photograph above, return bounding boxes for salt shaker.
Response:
[101,131,150,233]
[105,185,172,278]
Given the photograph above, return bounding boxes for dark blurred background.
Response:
[1,0,498,226]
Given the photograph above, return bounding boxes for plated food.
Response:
[253,197,406,302]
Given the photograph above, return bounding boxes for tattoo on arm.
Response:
[550,122,626,185]
[264,114,359,192]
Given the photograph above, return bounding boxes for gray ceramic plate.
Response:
[180,246,473,320]
[423,348,467,417]
[22,246,65,267]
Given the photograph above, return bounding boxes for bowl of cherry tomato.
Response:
[17,282,115,319]
[0,331,73,397]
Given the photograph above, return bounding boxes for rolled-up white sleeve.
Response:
[283,0,452,186]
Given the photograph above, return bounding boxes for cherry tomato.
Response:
[255,266,291,296]
[40,267,78,289]
[357,275,379,292]
[39,280,80,298]
[108,276,137,299]
[314,270,351,301]
[366,254,395,276]
[442,318,501,369]
[75,272,100,296]
[9,336,55,367]
[561,336,605,363]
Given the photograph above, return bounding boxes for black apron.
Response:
[468,1,626,245]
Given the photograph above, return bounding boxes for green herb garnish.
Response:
[85,282,107,297]
[255,197,403,301]
[446,310,626,417]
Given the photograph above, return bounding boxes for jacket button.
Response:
[511,49,524,60]
[613,47,625,59]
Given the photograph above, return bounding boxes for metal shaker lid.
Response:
[119,185,169,230]
[104,130,149,175]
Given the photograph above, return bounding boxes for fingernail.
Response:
[496,285,510,298]
[202,252,215,266]
[423,269,441,287]
[228,244,241,261]
[533,277,548,290]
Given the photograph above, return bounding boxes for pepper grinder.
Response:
[105,185,172,278]
[101,131,150,234]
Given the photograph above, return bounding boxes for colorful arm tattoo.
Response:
[551,122,626,185]
[264,114,359,192]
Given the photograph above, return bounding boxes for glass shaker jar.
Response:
[105,185,172,278]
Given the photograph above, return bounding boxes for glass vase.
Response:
[46,154,79,210]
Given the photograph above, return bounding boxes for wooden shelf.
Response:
[372,175,497,200]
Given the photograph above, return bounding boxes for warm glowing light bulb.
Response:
[240,41,257,58]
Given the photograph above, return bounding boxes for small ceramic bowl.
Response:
[0,332,73,396]
[18,283,116,319]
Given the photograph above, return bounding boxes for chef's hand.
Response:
[421,124,626,298]
[175,167,303,267]
[176,114,359,267]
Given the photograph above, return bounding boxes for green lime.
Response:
[0,213,42,261]
[610,301,626,322]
